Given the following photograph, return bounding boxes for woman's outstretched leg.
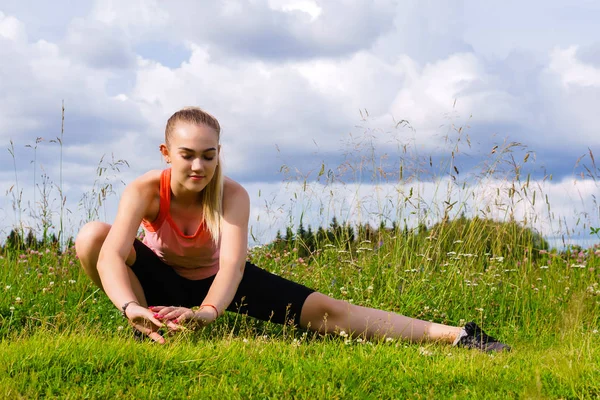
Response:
[300,292,460,343]
[299,292,510,351]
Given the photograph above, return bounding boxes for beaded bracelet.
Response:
[121,300,139,318]
[199,304,220,318]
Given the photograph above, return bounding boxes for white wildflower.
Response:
[419,347,433,356]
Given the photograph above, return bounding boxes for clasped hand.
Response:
[125,304,217,344]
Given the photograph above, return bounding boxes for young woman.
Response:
[76,107,509,351]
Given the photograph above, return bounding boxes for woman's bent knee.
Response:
[75,221,111,259]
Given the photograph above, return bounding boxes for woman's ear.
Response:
[159,143,170,163]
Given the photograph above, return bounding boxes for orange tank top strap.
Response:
[141,168,171,232]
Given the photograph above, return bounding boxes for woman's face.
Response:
[162,122,220,194]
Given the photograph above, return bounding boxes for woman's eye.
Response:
[204,157,215,161]
[181,154,192,160]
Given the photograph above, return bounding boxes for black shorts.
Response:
[130,240,315,326]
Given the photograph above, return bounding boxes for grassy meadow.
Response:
[1,120,600,399]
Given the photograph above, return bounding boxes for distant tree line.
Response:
[2,228,74,253]
[268,214,549,261]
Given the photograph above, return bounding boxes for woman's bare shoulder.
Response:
[222,177,250,224]
[122,170,163,219]
[130,169,162,188]
[223,176,248,198]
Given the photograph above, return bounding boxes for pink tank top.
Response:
[141,168,220,280]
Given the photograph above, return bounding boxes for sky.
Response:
[1,0,599,247]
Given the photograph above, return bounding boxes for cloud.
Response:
[62,18,137,70]
[463,0,600,59]
[162,0,397,60]
[372,1,473,64]
[1,0,600,247]
[577,42,600,68]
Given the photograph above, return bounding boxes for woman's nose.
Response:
[191,158,203,171]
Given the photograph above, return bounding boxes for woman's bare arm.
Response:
[199,178,250,316]
[95,172,172,344]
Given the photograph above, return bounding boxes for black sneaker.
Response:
[454,322,511,352]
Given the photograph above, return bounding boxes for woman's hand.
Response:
[150,305,218,331]
[125,304,169,344]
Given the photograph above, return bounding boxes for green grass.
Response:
[1,328,600,399]
[1,240,599,399]
[1,328,599,399]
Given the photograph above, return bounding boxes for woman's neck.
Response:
[170,183,202,209]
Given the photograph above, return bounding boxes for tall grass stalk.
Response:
[7,140,23,241]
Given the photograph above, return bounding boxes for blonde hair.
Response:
[165,106,223,243]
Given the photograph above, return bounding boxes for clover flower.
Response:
[418,347,433,356]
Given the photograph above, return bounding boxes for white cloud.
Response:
[549,46,600,88]
[90,0,168,38]
[0,11,27,42]
[268,0,322,21]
